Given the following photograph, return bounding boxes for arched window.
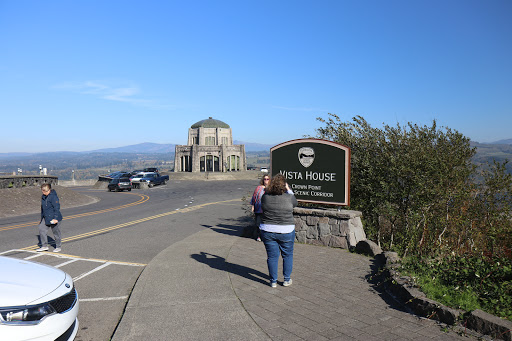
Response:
[180,155,191,172]
[200,155,219,172]
[227,155,240,171]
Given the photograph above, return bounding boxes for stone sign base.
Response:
[293,207,366,248]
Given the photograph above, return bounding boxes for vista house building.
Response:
[174,117,246,173]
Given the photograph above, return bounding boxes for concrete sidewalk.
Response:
[112,203,477,341]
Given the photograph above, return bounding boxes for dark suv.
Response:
[110,172,132,179]
[143,167,159,173]
[108,178,132,192]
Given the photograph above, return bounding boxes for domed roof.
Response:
[191,117,230,129]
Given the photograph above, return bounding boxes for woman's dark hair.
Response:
[265,173,287,195]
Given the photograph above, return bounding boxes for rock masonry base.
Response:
[292,207,366,248]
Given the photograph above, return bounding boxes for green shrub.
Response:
[316,114,512,320]
[316,114,512,259]
[400,255,512,320]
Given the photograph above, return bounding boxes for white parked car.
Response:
[0,256,79,341]
[129,172,155,183]
[260,167,269,173]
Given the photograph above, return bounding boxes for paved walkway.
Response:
[112,202,479,341]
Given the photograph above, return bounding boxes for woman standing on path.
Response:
[250,175,270,241]
[37,183,63,252]
[260,173,298,288]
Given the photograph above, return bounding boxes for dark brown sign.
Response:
[270,139,350,206]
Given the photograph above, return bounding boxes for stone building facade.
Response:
[174,117,246,173]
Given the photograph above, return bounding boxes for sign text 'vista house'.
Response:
[271,139,350,206]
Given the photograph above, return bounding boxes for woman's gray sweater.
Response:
[261,192,298,226]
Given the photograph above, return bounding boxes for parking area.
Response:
[0,249,145,341]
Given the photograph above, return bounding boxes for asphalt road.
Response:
[0,179,257,341]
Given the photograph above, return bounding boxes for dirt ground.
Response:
[0,185,99,219]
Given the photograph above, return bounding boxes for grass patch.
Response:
[399,255,512,320]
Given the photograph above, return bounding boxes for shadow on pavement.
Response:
[191,251,269,285]
[202,215,255,238]
[208,223,247,237]
[365,257,411,314]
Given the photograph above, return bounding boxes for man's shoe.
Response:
[36,246,49,252]
[283,279,292,287]
[53,248,61,253]
[270,281,277,288]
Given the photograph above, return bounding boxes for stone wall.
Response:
[0,175,58,189]
[58,179,98,187]
[293,207,366,249]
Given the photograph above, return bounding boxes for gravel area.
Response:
[0,185,98,218]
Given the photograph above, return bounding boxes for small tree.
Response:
[316,114,478,257]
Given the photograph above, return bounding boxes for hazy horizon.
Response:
[3,138,512,156]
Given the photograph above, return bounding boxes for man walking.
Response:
[37,183,63,252]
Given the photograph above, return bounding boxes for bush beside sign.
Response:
[270,139,350,206]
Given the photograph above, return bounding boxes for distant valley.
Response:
[1,140,510,180]
[0,141,273,180]
[470,141,512,166]
[0,141,275,158]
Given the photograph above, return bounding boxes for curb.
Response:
[367,247,512,341]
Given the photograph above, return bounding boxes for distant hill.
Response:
[91,142,175,153]
[93,141,274,153]
[234,141,274,152]
[2,140,510,177]
[0,152,35,159]
[0,151,83,159]
[490,138,512,145]
[0,142,179,157]
[471,141,512,162]
[470,141,512,176]
[0,141,275,177]
[0,141,274,157]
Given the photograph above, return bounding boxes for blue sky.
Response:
[1,0,511,153]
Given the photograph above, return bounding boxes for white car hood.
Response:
[0,256,66,307]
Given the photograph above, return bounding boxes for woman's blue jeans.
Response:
[260,230,295,283]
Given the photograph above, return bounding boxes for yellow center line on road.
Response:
[0,193,150,232]
[22,198,241,251]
